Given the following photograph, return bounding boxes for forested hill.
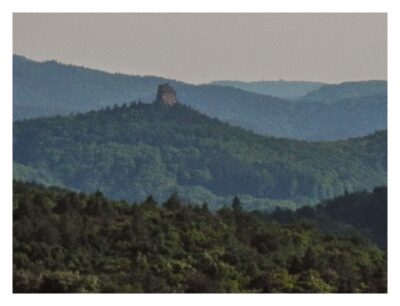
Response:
[264,186,387,250]
[13,181,387,293]
[14,55,386,140]
[14,96,387,210]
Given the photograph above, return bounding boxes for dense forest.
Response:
[14,55,386,140]
[14,100,387,209]
[263,186,387,250]
[13,181,387,293]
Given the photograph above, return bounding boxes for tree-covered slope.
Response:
[13,181,387,293]
[13,162,64,187]
[291,93,387,140]
[13,100,387,209]
[264,186,387,249]
[14,55,387,140]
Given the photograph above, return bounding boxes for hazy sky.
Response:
[13,13,387,84]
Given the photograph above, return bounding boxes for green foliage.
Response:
[39,271,100,293]
[232,196,243,212]
[264,186,387,249]
[13,181,387,293]
[14,101,387,209]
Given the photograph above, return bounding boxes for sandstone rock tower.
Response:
[155,83,178,106]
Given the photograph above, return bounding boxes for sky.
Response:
[13,13,387,84]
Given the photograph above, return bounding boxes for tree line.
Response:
[14,181,387,293]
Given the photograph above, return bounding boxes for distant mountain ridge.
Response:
[300,80,387,104]
[210,80,325,100]
[14,55,387,141]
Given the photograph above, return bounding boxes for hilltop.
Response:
[300,80,387,104]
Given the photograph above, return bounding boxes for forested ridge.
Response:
[263,186,387,250]
[14,101,387,209]
[13,181,387,293]
[14,55,386,140]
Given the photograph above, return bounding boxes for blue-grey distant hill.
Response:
[210,80,324,100]
[300,80,387,104]
[14,55,387,140]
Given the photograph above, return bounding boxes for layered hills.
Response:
[14,55,386,140]
[210,80,324,100]
[14,85,387,210]
[300,80,387,104]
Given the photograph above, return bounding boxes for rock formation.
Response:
[155,83,178,106]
